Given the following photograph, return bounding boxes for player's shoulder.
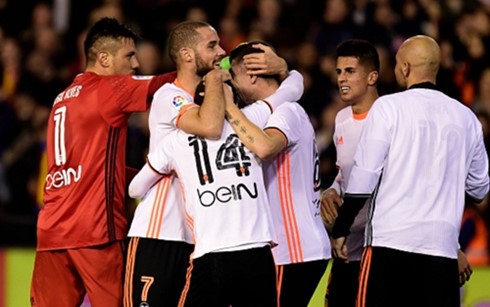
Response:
[98,73,146,83]
[94,73,153,95]
[154,83,190,99]
[373,91,401,104]
[153,83,193,108]
[154,82,178,96]
[335,105,353,122]
[274,102,307,117]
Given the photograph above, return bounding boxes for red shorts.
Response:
[30,240,125,307]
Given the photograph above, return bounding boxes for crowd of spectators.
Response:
[1,0,490,263]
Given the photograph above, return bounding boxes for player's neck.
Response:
[256,81,279,102]
[351,91,378,115]
[175,70,202,96]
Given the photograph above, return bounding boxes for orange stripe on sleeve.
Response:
[175,104,199,127]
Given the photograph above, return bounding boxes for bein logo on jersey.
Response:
[197,182,258,207]
[45,165,82,190]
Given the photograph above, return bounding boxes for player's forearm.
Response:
[196,77,226,139]
[264,70,304,110]
[128,164,162,199]
[226,102,281,159]
[331,195,369,239]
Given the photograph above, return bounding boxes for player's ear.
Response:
[368,71,379,85]
[403,62,410,77]
[250,74,258,84]
[98,51,110,68]
[180,47,193,63]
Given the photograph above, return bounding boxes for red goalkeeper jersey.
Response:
[38,72,174,251]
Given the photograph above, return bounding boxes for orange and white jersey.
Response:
[330,106,370,261]
[263,103,331,265]
[347,86,490,259]
[148,82,199,152]
[147,101,277,258]
[128,82,196,242]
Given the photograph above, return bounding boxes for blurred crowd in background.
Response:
[1,0,490,266]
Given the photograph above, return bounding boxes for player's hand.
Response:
[243,44,288,79]
[457,249,472,286]
[332,236,349,262]
[204,67,231,84]
[321,188,342,224]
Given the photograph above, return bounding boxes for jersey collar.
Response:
[408,82,437,90]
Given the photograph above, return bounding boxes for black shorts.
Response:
[277,259,329,307]
[124,237,194,307]
[358,246,460,307]
[179,245,277,307]
[325,259,361,307]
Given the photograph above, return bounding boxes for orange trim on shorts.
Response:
[275,265,284,307]
[178,253,195,307]
[124,237,139,307]
[146,176,171,238]
[277,152,303,263]
[356,247,373,307]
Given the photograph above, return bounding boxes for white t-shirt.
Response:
[347,87,490,259]
[147,101,277,259]
[331,106,370,261]
[263,103,331,265]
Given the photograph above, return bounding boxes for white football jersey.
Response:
[128,83,196,242]
[263,103,331,265]
[347,87,490,259]
[330,106,370,261]
[129,71,304,243]
[148,101,277,259]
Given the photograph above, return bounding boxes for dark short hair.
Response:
[194,79,244,108]
[229,41,279,83]
[229,41,270,65]
[83,17,139,64]
[167,20,211,64]
[335,39,380,72]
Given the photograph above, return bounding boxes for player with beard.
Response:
[124,21,302,307]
